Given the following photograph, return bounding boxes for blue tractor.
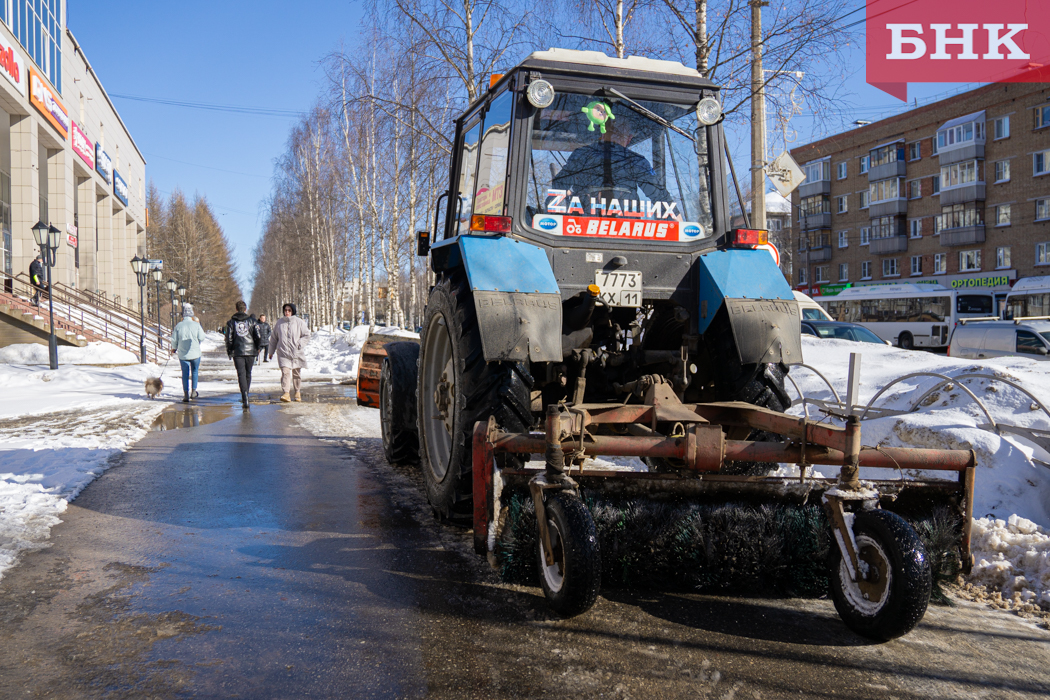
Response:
[364,49,976,640]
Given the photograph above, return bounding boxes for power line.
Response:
[145,152,271,179]
[110,93,303,118]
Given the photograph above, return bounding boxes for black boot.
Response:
[183,392,190,403]
[241,391,249,409]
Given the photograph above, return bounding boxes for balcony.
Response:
[799,212,831,230]
[869,235,908,254]
[869,198,909,217]
[868,160,907,181]
[939,225,986,246]
[938,143,984,164]
[940,183,986,205]
[801,246,832,263]
[798,179,831,198]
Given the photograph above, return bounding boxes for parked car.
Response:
[794,290,833,321]
[801,320,892,345]
[948,320,1050,360]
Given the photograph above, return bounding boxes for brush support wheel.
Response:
[537,493,601,617]
[380,342,420,465]
[829,509,931,641]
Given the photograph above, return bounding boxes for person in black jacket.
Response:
[224,300,262,408]
[29,254,47,307]
[255,314,272,364]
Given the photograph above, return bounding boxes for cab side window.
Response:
[454,121,482,236]
[1016,331,1046,354]
[474,91,514,216]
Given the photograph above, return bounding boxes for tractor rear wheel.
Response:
[417,273,533,523]
[720,362,792,476]
[380,342,420,465]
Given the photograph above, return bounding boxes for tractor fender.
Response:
[432,235,563,363]
[696,248,803,366]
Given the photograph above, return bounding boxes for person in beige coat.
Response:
[268,302,311,402]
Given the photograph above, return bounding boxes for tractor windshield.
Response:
[526,91,713,243]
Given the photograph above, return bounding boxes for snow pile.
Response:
[791,337,1050,612]
[0,341,138,365]
[303,325,418,380]
[200,331,224,353]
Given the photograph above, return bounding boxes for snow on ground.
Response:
[791,337,1050,611]
[0,341,138,365]
[304,325,418,381]
[200,330,224,353]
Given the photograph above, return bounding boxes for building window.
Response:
[907,180,921,199]
[799,194,831,220]
[934,253,947,274]
[838,263,849,281]
[960,249,982,272]
[996,204,1011,226]
[1037,105,1050,130]
[836,162,847,180]
[861,261,871,279]
[907,142,921,161]
[768,218,782,232]
[938,203,983,231]
[871,215,901,239]
[1035,149,1050,177]
[932,175,941,194]
[931,136,939,155]
[837,195,848,213]
[860,155,870,174]
[883,258,899,277]
[860,226,870,245]
[940,160,980,189]
[804,160,831,182]
[9,1,63,92]
[910,255,922,276]
[859,190,869,209]
[997,246,1011,269]
[1038,243,1050,265]
[1038,199,1050,222]
[798,267,807,284]
[815,266,829,283]
[994,116,1010,140]
[869,177,901,204]
[995,160,1011,183]
[838,230,848,248]
[870,143,904,168]
[909,218,922,238]
[938,120,982,148]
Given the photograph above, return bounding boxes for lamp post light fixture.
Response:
[130,255,148,363]
[166,278,177,331]
[151,266,164,352]
[31,221,62,370]
[177,283,187,315]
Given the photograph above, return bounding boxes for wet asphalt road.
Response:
[2,385,1050,699]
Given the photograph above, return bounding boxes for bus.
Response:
[813,284,995,350]
[1005,276,1050,320]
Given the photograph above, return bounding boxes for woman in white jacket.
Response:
[171,303,207,403]
[268,303,310,402]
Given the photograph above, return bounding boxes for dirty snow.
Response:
[304,325,418,380]
[0,341,138,365]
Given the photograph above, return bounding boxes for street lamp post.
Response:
[177,284,187,317]
[131,255,148,363]
[166,278,177,331]
[31,222,62,370]
[151,267,163,351]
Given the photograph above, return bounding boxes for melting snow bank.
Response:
[0,341,138,365]
[792,337,1050,619]
[304,325,419,381]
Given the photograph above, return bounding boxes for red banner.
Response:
[866,0,1050,101]
[562,216,680,241]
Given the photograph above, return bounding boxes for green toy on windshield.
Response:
[581,101,615,134]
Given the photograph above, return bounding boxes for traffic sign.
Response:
[757,242,780,267]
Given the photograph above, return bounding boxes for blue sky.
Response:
[68,2,983,294]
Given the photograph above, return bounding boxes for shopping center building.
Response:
[790,83,1050,300]
[0,1,146,307]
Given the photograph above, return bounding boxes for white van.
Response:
[794,291,832,321]
[948,319,1050,360]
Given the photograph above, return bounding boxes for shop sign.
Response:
[29,68,69,139]
[0,35,24,96]
[95,144,112,184]
[818,283,852,296]
[113,170,129,205]
[67,223,77,249]
[857,270,1017,291]
[70,122,94,168]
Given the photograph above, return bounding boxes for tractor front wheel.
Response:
[379,342,420,465]
[537,493,601,617]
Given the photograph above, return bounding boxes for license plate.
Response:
[594,270,643,307]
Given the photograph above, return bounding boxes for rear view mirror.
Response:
[417,230,431,257]
[1040,347,1049,356]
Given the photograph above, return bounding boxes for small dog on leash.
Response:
[144,377,164,399]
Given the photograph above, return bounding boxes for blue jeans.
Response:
[180,357,201,394]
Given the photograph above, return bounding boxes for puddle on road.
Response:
[150,404,235,431]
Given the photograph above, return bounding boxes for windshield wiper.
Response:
[602,87,696,142]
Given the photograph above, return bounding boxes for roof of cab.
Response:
[518,48,714,88]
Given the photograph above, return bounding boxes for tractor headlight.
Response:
[527,79,555,109]
[696,97,722,126]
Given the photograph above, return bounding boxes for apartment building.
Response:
[790,83,1050,300]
